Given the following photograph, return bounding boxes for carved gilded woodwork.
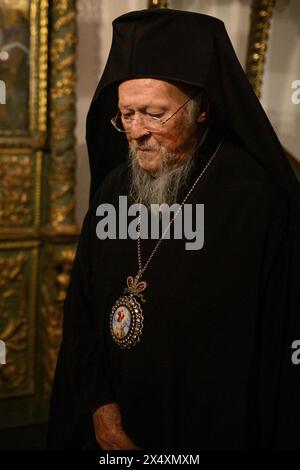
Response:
[0,149,42,232]
[0,0,78,429]
[47,0,78,230]
[246,0,276,98]
[0,242,39,399]
[40,0,79,401]
[41,244,76,397]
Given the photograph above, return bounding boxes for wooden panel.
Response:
[0,149,42,233]
[0,241,39,399]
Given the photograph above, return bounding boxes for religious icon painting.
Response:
[112,305,131,339]
[0,0,48,146]
[110,295,144,349]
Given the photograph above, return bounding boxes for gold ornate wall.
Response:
[0,0,78,428]
[246,0,276,98]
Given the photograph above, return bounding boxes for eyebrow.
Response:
[118,103,168,112]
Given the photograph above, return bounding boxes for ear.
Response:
[197,111,207,123]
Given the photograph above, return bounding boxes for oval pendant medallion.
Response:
[110,295,144,349]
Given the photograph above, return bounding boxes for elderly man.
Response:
[48,9,300,450]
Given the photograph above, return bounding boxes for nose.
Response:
[127,116,151,139]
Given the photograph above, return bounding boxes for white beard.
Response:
[128,145,196,207]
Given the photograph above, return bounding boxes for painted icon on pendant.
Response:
[112,305,131,339]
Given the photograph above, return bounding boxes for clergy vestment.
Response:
[47,9,300,449]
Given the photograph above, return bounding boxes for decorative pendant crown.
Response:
[126,275,147,293]
[124,275,147,302]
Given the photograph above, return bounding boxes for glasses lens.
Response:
[112,114,126,132]
[143,116,162,131]
[112,113,162,133]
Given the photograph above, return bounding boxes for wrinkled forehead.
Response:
[118,78,200,107]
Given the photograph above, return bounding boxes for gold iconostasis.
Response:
[0,0,78,431]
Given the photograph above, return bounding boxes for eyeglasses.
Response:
[110,93,199,134]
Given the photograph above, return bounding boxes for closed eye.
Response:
[148,113,164,120]
[121,113,134,120]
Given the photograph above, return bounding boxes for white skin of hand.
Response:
[92,402,141,450]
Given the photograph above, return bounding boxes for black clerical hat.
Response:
[86,8,300,204]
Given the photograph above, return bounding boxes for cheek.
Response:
[153,131,181,150]
[159,119,192,150]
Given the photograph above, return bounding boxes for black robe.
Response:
[47,128,300,449]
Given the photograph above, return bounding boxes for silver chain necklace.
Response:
[109,142,223,349]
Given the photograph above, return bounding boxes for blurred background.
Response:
[0,0,299,450]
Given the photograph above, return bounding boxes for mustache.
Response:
[129,141,161,152]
